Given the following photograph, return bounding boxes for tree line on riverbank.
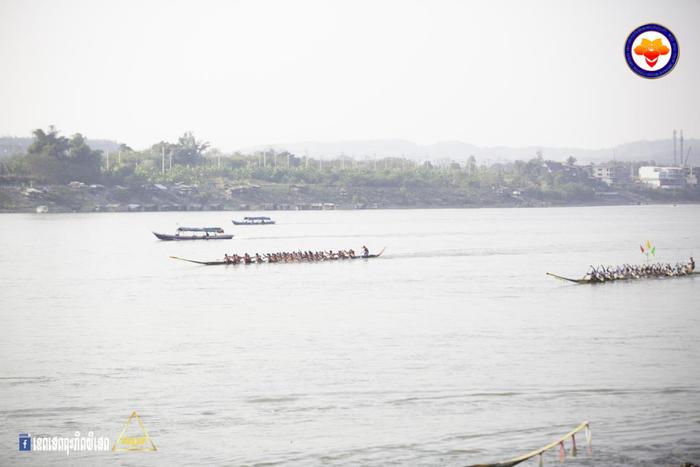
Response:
[1,127,698,207]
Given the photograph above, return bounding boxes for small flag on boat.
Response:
[640,241,656,261]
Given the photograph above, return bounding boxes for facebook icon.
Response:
[19,433,31,451]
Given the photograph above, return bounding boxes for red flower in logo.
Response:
[633,38,670,68]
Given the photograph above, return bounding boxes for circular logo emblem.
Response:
[625,24,679,78]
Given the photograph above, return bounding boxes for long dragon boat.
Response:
[170,247,385,266]
[546,271,699,284]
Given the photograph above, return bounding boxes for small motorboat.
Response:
[153,227,234,241]
[232,216,275,225]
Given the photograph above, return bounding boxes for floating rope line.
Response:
[466,422,591,467]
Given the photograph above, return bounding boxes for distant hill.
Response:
[0,137,122,159]
[242,138,699,165]
[3,134,696,165]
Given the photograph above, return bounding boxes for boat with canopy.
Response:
[232,216,275,225]
[153,227,234,241]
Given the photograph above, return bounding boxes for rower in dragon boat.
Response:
[582,257,697,281]
[212,246,384,267]
[178,245,385,267]
[224,253,237,264]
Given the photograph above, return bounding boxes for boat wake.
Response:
[396,248,529,259]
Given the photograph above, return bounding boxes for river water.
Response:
[1,205,699,466]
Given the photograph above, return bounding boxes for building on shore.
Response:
[587,164,630,186]
[638,166,687,189]
[687,167,699,186]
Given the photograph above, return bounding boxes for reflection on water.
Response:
[1,205,699,466]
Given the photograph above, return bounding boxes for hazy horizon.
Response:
[1,0,699,151]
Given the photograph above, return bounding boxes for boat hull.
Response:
[546,271,698,284]
[153,232,234,241]
[232,220,275,225]
[170,247,386,266]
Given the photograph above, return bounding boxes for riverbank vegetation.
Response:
[1,127,698,212]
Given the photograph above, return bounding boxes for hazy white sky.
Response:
[1,0,698,151]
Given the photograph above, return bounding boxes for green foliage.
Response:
[24,127,102,183]
[12,127,673,206]
[172,132,209,166]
